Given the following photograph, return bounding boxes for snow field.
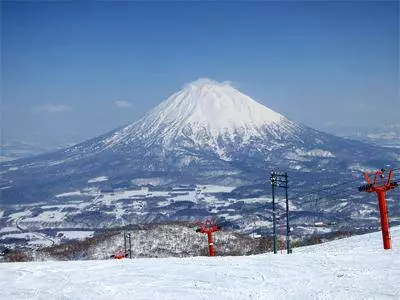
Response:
[1,227,399,299]
[88,176,108,183]
[56,231,94,240]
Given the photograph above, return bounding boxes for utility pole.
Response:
[285,173,290,254]
[123,232,132,258]
[270,171,290,254]
[270,172,277,254]
[124,232,127,256]
[128,233,132,258]
[359,169,398,250]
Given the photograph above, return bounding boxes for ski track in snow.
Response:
[1,227,400,299]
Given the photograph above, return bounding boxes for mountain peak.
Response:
[185,78,230,89]
[187,78,220,87]
[103,79,294,149]
[162,78,285,127]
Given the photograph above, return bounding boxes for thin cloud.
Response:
[222,80,239,88]
[32,104,73,114]
[114,100,132,108]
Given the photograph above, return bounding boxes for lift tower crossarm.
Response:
[195,220,220,256]
[359,169,398,250]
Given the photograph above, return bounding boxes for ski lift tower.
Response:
[196,219,220,256]
[359,169,398,250]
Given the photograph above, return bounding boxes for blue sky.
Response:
[2,1,398,144]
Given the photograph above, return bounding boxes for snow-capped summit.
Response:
[104,78,294,148]
[160,78,285,128]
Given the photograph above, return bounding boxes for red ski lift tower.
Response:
[359,169,398,250]
[196,219,220,256]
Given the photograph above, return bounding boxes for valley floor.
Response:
[1,227,400,300]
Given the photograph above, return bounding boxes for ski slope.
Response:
[1,227,400,300]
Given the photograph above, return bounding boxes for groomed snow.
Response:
[1,227,399,299]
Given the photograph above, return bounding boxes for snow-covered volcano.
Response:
[0,78,399,247]
[0,78,398,207]
[102,78,296,150]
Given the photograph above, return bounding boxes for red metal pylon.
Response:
[359,169,398,250]
[195,219,221,256]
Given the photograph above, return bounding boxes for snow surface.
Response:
[55,191,82,198]
[1,227,399,299]
[0,226,18,233]
[295,148,335,158]
[7,210,32,222]
[88,176,108,183]
[57,231,94,240]
[200,185,236,193]
[23,210,68,223]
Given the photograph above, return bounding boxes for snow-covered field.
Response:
[1,227,399,299]
[56,231,94,240]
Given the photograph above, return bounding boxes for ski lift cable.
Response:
[290,168,400,204]
[284,173,398,212]
[293,185,358,206]
[291,177,363,201]
[298,188,357,207]
[259,169,399,218]
[314,191,380,221]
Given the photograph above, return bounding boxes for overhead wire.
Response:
[308,168,400,227]
[290,175,364,201]
[290,167,400,204]
[258,167,400,230]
